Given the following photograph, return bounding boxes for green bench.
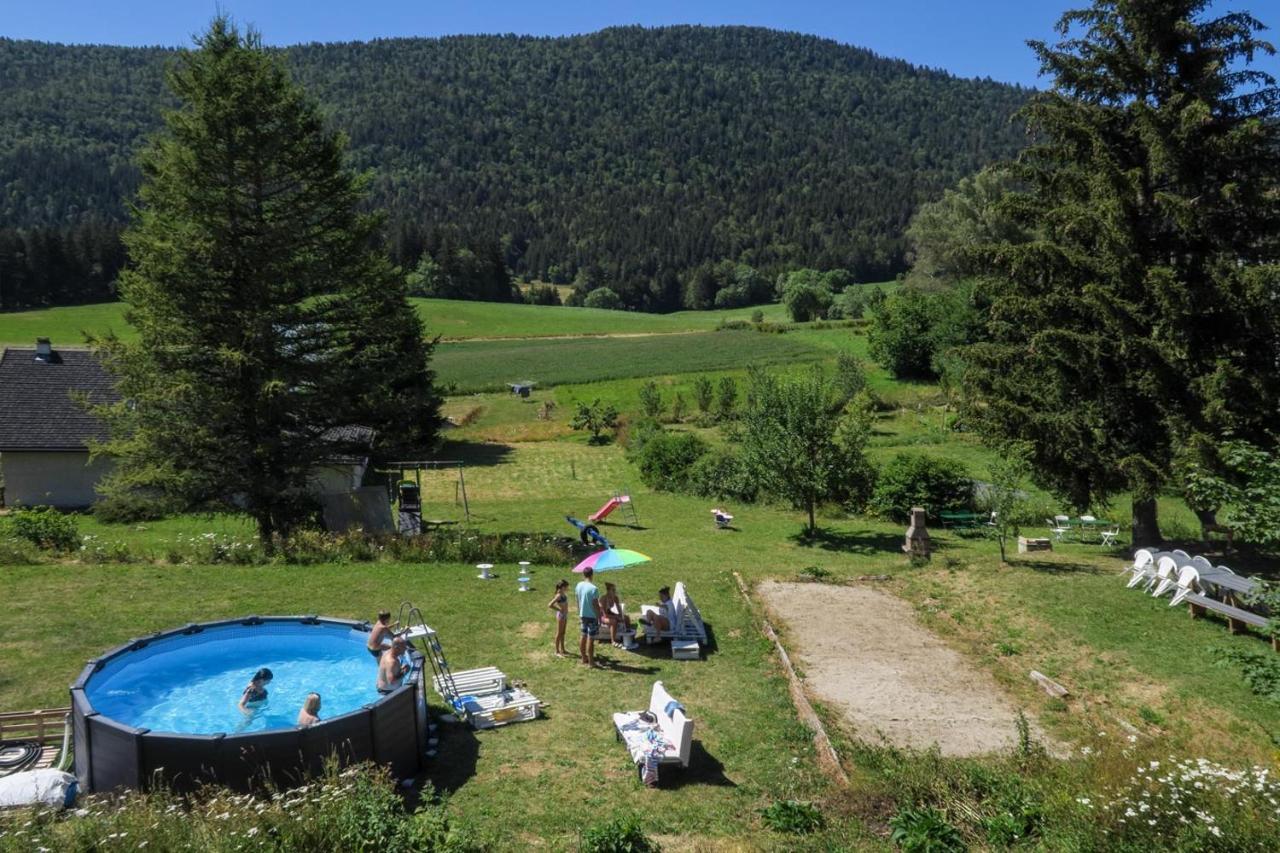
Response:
[939,511,987,530]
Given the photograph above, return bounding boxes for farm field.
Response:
[2,301,1274,849]
[0,296,830,347]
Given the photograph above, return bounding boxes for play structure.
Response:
[378,460,472,528]
[565,515,614,549]
[399,602,542,730]
[590,489,639,526]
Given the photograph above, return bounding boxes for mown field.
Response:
[0,297,812,346]
[3,299,1277,849]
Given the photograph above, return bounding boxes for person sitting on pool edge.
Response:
[297,692,322,727]
[238,667,273,716]
[368,610,398,658]
[377,636,411,693]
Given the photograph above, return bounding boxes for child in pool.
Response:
[238,667,273,716]
[548,579,570,657]
[368,610,398,658]
[297,692,321,727]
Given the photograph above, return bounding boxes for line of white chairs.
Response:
[1122,548,1245,607]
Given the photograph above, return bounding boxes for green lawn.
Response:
[3,300,1276,848]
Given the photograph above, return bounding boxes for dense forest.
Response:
[0,26,1030,311]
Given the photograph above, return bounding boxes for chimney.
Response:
[33,338,59,364]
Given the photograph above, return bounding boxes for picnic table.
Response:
[939,510,989,531]
[1051,516,1117,544]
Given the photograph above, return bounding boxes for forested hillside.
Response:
[0,26,1029,311]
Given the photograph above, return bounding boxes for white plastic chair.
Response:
[1169,565,1200,607]
[1150,556,1179,596]
[1047,518,1069,542]
[1125,549,1155,588]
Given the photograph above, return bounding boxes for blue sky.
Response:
[3,1,1277,87]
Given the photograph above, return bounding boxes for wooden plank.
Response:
[1030,670,1070,698]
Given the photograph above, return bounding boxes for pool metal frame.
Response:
[71,615,429,793]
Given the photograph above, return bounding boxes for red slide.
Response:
[589,498,622,522]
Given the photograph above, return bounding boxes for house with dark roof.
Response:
[0,339,120,508]
[0,339,376,510]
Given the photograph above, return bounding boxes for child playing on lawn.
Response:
[549,579,570,657]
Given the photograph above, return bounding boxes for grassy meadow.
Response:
[2,297,1277,849]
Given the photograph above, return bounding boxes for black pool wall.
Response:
[71,616,428,793]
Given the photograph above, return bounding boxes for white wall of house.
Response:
[0,451,114,508]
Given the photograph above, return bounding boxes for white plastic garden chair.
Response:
[1150,556,1180,596]
[1168,565,1200,607]
[1046,518,1069,542]
[1125,549,1155,588]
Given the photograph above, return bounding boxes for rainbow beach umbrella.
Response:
[572,548,651,573]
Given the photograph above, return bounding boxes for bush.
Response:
[579,815,661,853]
[93,491,171,524]
[692,375,714,413]
[634,431,709,491]
[715,376,738,420]
[638,380,663,418]
[570,399,620,444]
[524,283,563,305]
[750,309,765,323]
[888,806,966,853]
[583,287,623,310]
[688,449,759,502]
[871,453,972,522]
[760,800,825,834]
[8,505,79,551]
[867,283,983,380]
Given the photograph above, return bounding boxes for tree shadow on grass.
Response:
[433,440,515,467]
[790,527,947,556]
[1010,557,1102,575]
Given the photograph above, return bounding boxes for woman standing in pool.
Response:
[297,692,321,727]
[548,579,570,657]
[237,668,273,716]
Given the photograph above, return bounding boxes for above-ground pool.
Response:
[72,616,430,793]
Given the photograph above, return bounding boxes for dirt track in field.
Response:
[758,580,1051,756]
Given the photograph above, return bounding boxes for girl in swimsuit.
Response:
[238,667,273,716]
[549,580,570,657]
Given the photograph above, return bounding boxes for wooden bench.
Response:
[1185,593,1278,651]
[0,708,70,772]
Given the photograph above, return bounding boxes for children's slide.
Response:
[590,496,627,522]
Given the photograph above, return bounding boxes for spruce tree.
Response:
[960,1,1280,545]
[93,18,441,546]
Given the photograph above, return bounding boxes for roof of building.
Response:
[0,345,121,452]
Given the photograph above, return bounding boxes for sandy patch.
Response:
[758,580,1049,756]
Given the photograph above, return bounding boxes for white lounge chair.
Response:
[1169,565,1200,608]
[612,680,693,786]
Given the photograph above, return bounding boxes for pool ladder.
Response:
[396,601,465,720]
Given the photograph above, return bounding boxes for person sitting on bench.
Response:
[638,586,673,632]
[599,581,632,648]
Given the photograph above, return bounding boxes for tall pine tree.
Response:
[960,1,1280,545]
[93,18,441,545]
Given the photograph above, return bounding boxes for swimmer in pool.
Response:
[377,637,410,693]
[238,667,273,716]
[368,610,398,658]
[297,692,321,727]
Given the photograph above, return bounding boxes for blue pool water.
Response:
[85,623,396,734]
